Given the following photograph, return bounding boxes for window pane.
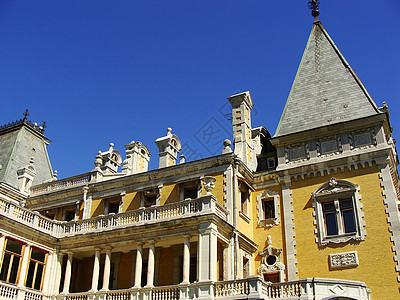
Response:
[342,210,356,233]
[263,200,275,219]
[25,261,36,288]
[9,256,20,284]
[323,202,335,212]
[325,212,338,235]
[34,264,44,290]
[31,248,46,263]
[6,239,23,254]
[0,253,11,281]
[109,202,120,214]
[340,199,353,209]
[145,196,156,207]
[184,187,198,199]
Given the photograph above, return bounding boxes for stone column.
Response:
[197,224,218,282]
[17,244,31,287]
[146,241,155,287]
[119,192,126,213]
[74,201,81,220]
[134,244,143,288]
[53,252,63,294]
[101,247,112,291]
[91,248,101,291]
[62,252,73,294]
[182,236,190,284]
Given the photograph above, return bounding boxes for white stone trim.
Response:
[280,179,297,280]
[223,165,234,225]
[256,189,279,228]
[379,162,400,282]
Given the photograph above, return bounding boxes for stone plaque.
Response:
[329,251,359,269]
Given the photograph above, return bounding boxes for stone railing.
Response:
[0,195,228,239]
[0,277,371,300]
[0,198,64,237]
[266,281,301,298]
[214,279,249,297]
[0,281,48,300]
[62,195,227,237]
[31,174,90,196]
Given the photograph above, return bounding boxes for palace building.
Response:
[0,6,399,300]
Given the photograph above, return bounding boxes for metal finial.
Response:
[23,109,29,121]
[308,0,320,20]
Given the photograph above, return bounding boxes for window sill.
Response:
[239,211,251,223]
[320,233,364,246]
[258,218,279,228]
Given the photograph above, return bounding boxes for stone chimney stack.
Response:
[228,91,257,171]
[155,128,182,168]
[122,141,151,175]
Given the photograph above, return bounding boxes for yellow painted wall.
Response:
[250,186,285,277]
[161,183,180,205]
[90,198,104,217]
[158,247,174,286]
[124,191,140,212]
[291,167,398,298]
[117,252,132,289]
[201,173,225,206]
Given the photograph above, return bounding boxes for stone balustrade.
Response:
[0,281,46,300]
[0,195,228,238]
[31,174,90,195]
[0,276,370,300]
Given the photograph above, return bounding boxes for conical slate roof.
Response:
[274,21,380,137]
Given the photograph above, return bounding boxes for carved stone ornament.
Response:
[329,251,359,269]
[201,176,216,195]
[257,236,285,281]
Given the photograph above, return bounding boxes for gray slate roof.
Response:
[274,21,380,137]
[0,125,54,189]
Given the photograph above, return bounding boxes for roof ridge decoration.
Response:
[274,20,381,138]
[0,109,47,135]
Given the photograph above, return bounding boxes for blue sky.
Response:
[0,0,399,178]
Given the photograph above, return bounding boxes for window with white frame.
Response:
[312,178,366,246]
[257,189,279,227]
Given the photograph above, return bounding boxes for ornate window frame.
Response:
[312,178,366,246]
[257,189,279,228]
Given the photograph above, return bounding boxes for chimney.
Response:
[155,128,182,168]
[227,91,257,171]
[122,141,151,174]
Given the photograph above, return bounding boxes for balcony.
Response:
[0,277,370,300]
[0,195,228,239]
